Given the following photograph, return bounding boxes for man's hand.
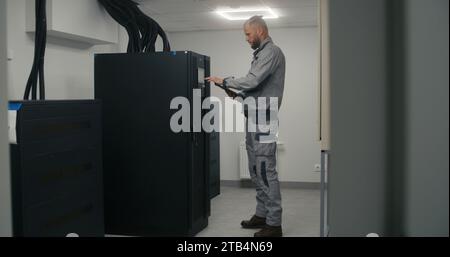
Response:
[206,76,224,86]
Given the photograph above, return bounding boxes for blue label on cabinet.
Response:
[8,103,22,111]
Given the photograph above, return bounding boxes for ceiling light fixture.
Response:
[216,7,279,21]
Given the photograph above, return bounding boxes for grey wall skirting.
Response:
[221,180,321,190]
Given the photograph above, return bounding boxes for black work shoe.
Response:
[254,225,283,237]
[241,215,266,229]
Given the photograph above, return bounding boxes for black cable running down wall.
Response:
[98,0,171,53]
[24,0,47,100]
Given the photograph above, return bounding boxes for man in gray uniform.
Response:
[206,16,286,237]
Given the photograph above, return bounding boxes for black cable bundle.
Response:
[24,0,47,100]
[98,0,171,53]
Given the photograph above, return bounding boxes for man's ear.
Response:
[256,27,264,37]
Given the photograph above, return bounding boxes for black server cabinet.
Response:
[9,100,104,237]
[209,132,220,199]
[95,52,211,236]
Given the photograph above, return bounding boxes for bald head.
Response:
[243,16,269,50]
[244,16,269,34]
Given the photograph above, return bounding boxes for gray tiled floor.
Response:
[197,186,320,237]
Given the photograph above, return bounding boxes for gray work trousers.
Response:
[246,122,283,227]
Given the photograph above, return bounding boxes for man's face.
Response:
[244,24,262,50]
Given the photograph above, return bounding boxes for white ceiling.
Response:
[136,0,319,32]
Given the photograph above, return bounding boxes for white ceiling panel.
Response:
[135,0,318,32]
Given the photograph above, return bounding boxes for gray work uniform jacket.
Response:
[223,37,286,114]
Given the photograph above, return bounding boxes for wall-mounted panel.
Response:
[26,0,118,45]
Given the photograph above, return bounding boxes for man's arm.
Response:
[206,47,280,92]
[204,77,245,99]
[225,48,279,92]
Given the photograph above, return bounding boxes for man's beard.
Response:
[251,38,261,50]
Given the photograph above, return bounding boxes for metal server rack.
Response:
[209,131,220,199]
[95,51,211,236]
[9,100,104,237]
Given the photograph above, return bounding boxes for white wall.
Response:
[169,28,321,182]
[0,0,12,237]
[6,0,120,100]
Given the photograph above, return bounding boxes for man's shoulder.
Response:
[265,43,285,61]
[266,42,284,55]
[260,42,282,57]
